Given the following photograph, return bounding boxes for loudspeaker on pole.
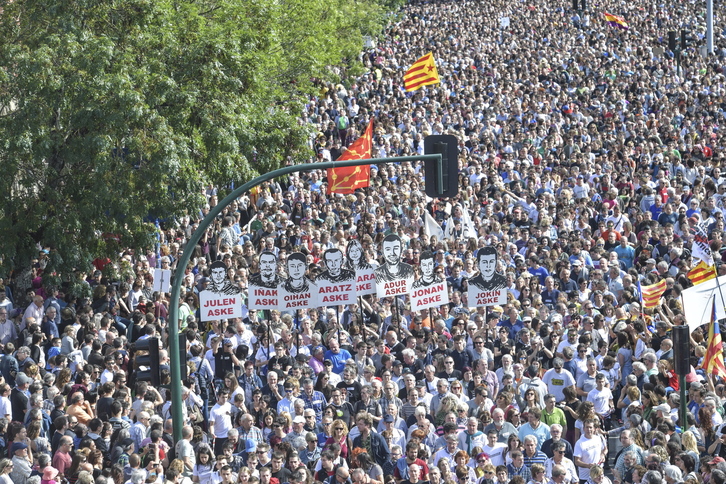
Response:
[672,325,691,375]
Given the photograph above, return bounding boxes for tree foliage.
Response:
[0,0,384,279]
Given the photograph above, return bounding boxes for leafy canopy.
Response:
[0,0,384,280]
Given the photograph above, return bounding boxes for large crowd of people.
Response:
[1,1,726,484]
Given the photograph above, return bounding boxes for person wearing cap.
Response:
[381,412,406,450]
[283,415,308,451]
[9,442,31,484]
[11,372,31,423]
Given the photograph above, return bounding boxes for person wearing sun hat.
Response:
[40,466,59,484]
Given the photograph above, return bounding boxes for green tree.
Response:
[0,0,384,281]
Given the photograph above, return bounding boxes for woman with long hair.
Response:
[65,448,92,484]
[324,420,351,460]
[574,401,597,442]
[435,395,461,427]
[616,332,633,387]
[224,372,245,407]
[675,452,698,481]
[641,390,662,424]
[680,432,700,472]
[193,444,215,484]
[0,459,12,484]
[314,373,334,402]
[503,434,522,465]
[437,459,453,483]
[701,407,719,455]
[355,452,383,484]
[346,239,372,270]
[505,407,522,430]
[27,420,50,457]
[520,389,541,417]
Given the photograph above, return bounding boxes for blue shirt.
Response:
[528,266,550,286]
[324,349,351,374]
[613,245,635,269]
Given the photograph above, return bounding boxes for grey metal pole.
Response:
[167,154,441,442]
[707,0,714,54]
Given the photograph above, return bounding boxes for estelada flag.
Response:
[404,52,441,92]
[704,297,726,378]
[327,119,373,194]
[640,279,667,309]
[688,260,717,286]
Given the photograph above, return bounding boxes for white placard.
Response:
[199,292,242,320]
[355,268,377,296]
[248,285,280,310]
[279,287,318,310]
[317,281,356,306]
[468,287,508,307]
[411,281,449,311]
[153,269,171,293]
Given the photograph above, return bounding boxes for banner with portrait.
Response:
[200,260,243,320]
[375,234,415,298]
[316,248,357,306]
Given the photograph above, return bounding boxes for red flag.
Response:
[327,120,373,194]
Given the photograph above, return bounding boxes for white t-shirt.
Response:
[209,401,233,438]
[586,387,612,417]
[0,396,11,420]
[573,435,605,480]
[542,368,576,402]
[482,442,507,466]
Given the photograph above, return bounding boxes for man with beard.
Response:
[318,249,355,283]
[249,252,283,289]
[375,235,415,283]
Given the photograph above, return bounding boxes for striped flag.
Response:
[704,297,726,378]
[603,12,629,30]
[688,260,717,286]
[639,279,667,309]
[404,52,441,92]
